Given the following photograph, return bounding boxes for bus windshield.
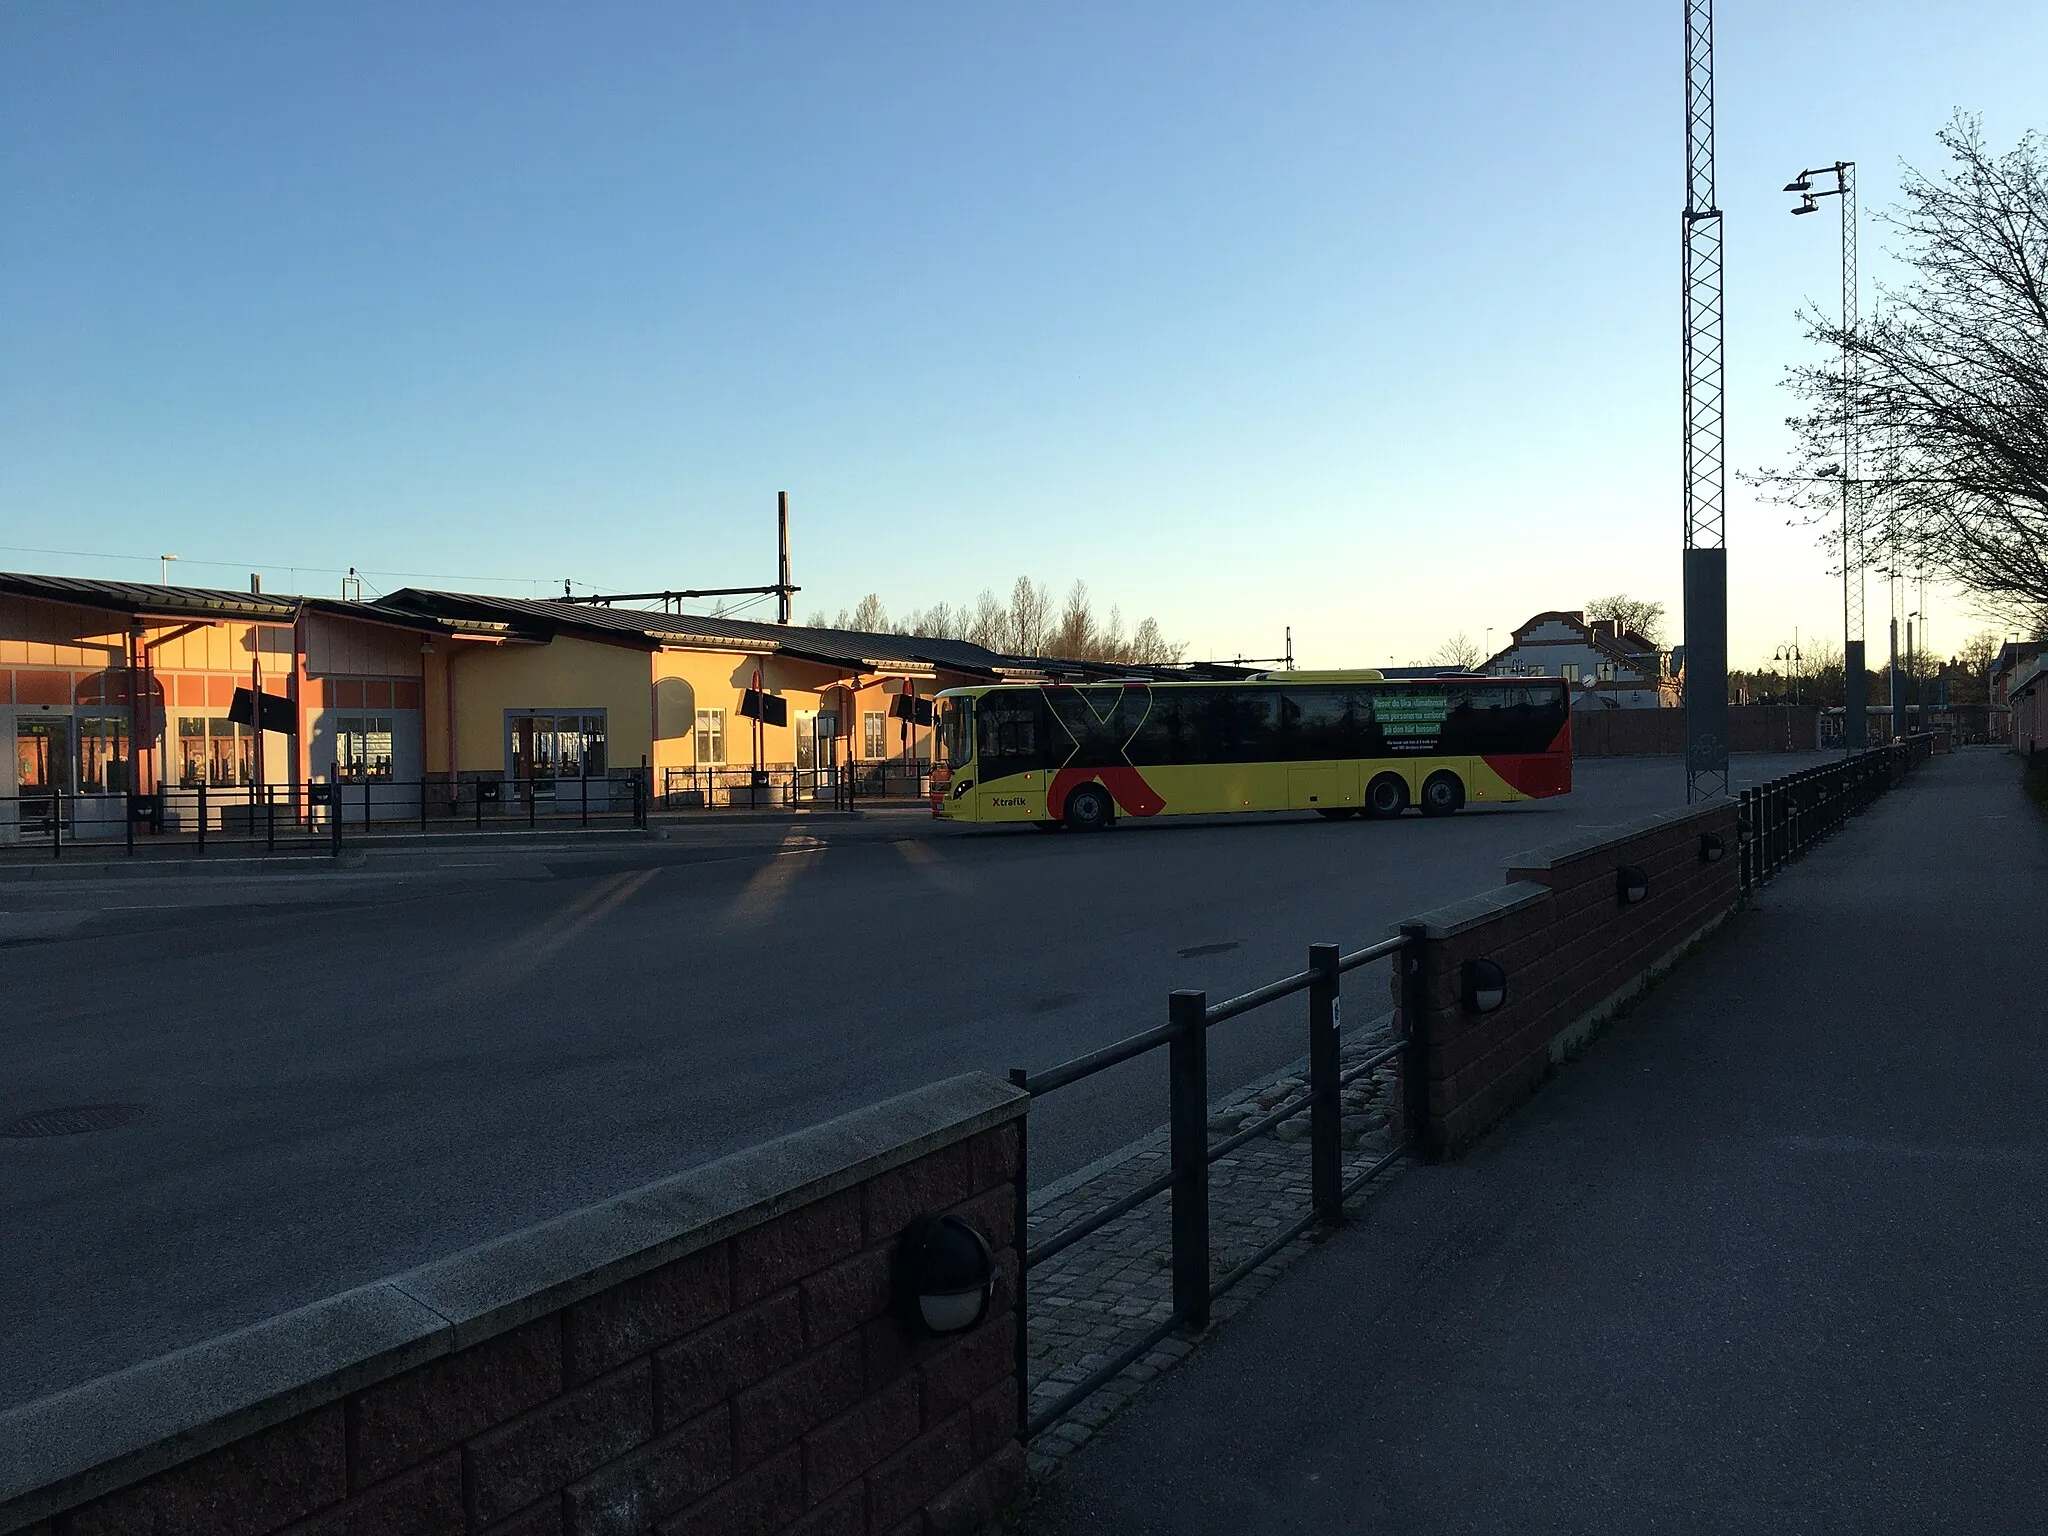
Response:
[936,697,973,768]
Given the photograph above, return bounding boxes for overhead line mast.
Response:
[1681,0,1730,802]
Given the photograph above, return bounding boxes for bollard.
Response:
[1307,942,1343,1226]
[197,781,207,856]
[1168,989,1210,1331]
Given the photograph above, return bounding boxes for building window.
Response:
[178,717,253,787]
[77,714,131,794]
[508,712,606,783]
[1595,662,1616,682]
[695,708,726,765]
[863,711,886,759]
[335,716,395,781]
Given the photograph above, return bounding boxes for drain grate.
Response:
[1,1104,148,1138]
[1178,941,1240,958]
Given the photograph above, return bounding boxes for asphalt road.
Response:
[1031,749,2048,1535]
[0,753,1825,1409]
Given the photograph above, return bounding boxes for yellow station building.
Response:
[0,572,1086,835]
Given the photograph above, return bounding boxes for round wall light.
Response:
[1461,957,1508,1014]
[1699,831,1725,863]
[892,1214,995,1337]
[1616,864,1649,904]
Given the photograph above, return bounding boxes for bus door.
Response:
[974,692,1046,821]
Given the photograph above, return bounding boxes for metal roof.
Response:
[0,571,304,621]
[380,590,1022,675]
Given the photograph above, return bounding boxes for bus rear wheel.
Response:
[1062,782,1115,832]
[1363,774,1408,819]
[1420,771,1465,817]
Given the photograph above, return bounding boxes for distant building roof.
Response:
[0,571,303,622]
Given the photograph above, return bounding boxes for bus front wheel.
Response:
[1062,782,1115,832]
[1363,774,1409,819]
[1419,771,1465,817]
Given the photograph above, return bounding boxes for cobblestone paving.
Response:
[1023,1017,1410,1477]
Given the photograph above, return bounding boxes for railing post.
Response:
[266,784,276,853]
[125,791,135,856]
[1398,922,1435,1162]
[1736,788,1751,892]
[51,792,62,859]
[581,772,589,828]
[1308,943,1343,1226]
[1168,989,1210,1331]
[1007,1066,1031,1446]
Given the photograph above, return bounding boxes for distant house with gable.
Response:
[1482,610,1676,711]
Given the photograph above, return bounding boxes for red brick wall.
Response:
[21,1126,1023,1536]
[1398,802,1740,1155]
[1572,706,1816,756]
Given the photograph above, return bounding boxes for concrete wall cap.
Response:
[0,1071,1026,1534]
[1501,800,1729,875]
[1391,881,1551,940]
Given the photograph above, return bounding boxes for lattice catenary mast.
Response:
[1681,0,1729,801]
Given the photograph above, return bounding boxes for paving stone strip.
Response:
[1024,1017,1409,1478]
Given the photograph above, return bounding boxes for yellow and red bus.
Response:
[930,671,1571,829]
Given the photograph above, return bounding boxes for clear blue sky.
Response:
[3,2,2042,666]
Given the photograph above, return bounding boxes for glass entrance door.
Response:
[15,717,71,831]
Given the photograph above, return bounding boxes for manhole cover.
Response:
[1178,941,1240,958]
[1,1104,148,1138]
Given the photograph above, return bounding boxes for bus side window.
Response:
[1206,689,1280,763]
[1128,693,1193,765]
[978,694,1045,778]
[1280,687,1363,760]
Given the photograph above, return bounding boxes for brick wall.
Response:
[1572,706,1817,756]
[0,1076,1027,1536]
[1396,801,1740,1155]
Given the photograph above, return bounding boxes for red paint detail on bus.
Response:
[1482,740,1573,798]
[1048,766,1167,819]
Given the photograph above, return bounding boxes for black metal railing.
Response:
[661,761,932,811]
[1738,733,1938,891]
[1009,931,1428,1439]
[0,770,653,860]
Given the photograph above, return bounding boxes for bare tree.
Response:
[828,576,1184,665]
[1127,616,1180,666]
[1047,581,1096,659]
[1772,116,2048,626]
[1426,633,1483,670]
[1007,577,1052,656]
[846,593,888,633]
[966,589,1008,651]
[1585,595,1668,646]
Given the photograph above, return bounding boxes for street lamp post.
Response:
[1908,608,1923,733]
[1774,639,1802,706]
[1785,160,1863,751]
